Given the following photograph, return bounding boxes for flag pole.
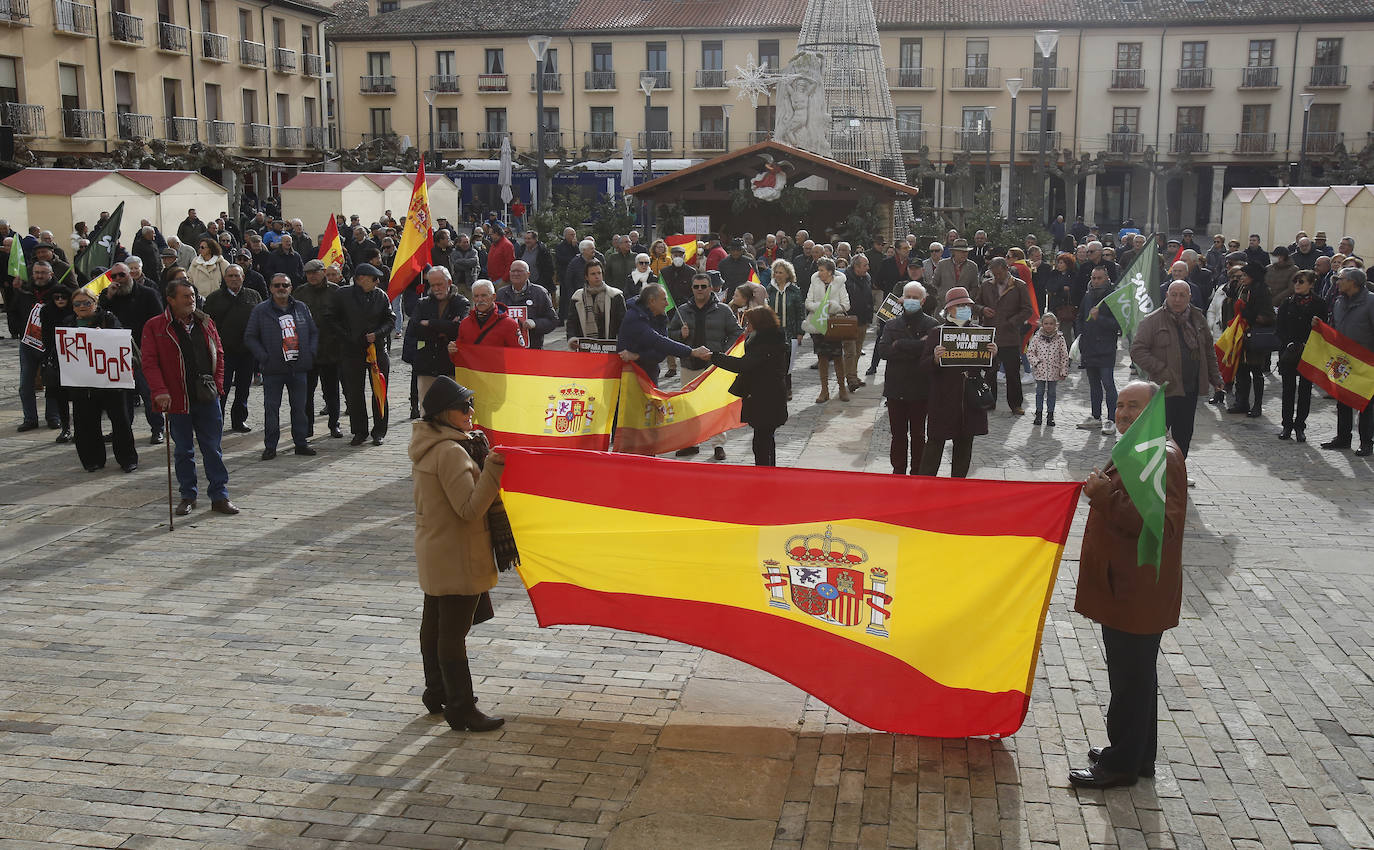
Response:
[165,428,174,531]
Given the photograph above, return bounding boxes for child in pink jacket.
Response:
[1026,312,1070,426]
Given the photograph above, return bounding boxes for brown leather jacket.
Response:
[1073,439,1187,635]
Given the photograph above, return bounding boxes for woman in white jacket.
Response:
[805,257,851,402]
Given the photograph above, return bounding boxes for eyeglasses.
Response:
[637,261,650,266]
[271,283,292,289]
[691,284,711,290]
[72,300,93,307]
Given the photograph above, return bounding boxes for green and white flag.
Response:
[1101,234,1159,344]
[1109,387,1169,580]
[6,232,27,283]
[76,201,124,279]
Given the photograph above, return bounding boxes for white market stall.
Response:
[0,169,158,243]
[118,171,230,238]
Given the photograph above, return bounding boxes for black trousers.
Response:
[1232,365,1265,412]
[419,593,481,701]
[751,426,778,467]
[1097,625,1162,776]
[1163,393,1198,458]
[989,347,1024,410]
[886,398,928,474]
[1335,397,1374,446]
[220,350,255,427]
[918,436,974,478]
[1280,373,1313,430]
[72,389,137,470]
[340,349,389,439]
[307,363,341,429]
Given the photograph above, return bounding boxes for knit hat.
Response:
[422,375,475,419]
[943,286,975,308]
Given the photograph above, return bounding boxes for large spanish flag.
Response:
[666,234,698,266]
[388,160,433,300]
[500,448,1082,738]
[453,346,623,450]
[613,335,745,455]
[1299,319,1374,408]
[318,215,345,269]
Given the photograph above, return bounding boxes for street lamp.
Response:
[1034,29,1059,227]
[983,105,996,188]
[720,102,732,153]
[527,35,553,214]
[640,74,657,238]
[422,88,436,169]
[1005,77,1023,223]
[1297,91,1316,185]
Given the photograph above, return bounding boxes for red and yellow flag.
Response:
[1299,319,1374,409]
[82,270,114,299]
[388,160,433,300]
[453,346,623,450]
[747,266,761,285]
[318,215,345,269]
[499,447,1081,737]
[613,335,745,455]
[1214,313,1249,384]
[666,234,698,266]
[366,342,388,418]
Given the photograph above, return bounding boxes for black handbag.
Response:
[963,370,995,410]
[1246,326,1283,353]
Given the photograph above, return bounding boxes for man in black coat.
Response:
[843,253,876,391]
[496,260,559,349]
[327,263,396,446]
[265,235,307,288]
[516,230,556,293]
[293,260,343,437]
[879,281,941,474]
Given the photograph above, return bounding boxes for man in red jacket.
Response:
[141,279,238,516]
[485,222,515,285]
[447,280,522,355]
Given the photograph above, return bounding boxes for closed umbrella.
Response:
[622,138,636,211]
[498,136,513,221]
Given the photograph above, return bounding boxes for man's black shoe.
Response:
[329,427,344,438]
[371,436,384,446]
[349,435,368,446]
[231,423,252,433]
[1087,747,1154,778]
[55,428,71,443]
[16,422,39,432]
[261,448,277,461]
[294,445,318,456]
[1356,444,1373,457]
[150,432,164,445]
[675,446,700,457]
[1068,765,1137,789]
[713,446,726,460]
[121,463,138,473]
[1321,439,1351,450]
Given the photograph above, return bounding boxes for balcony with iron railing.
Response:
[1170,132,1210,153]
[529,130,565,149]
[53,0,94,35]
[640,69,671,90]
[429,74,459,93]
[277,126,301,148]
[1175,67,1212,89]
[585,70,616,90]
[164,115,197,143]
[206,119,234,145]
[1110,68,1146,90]
[4,102,45,136]
[200,31,226,61]
[748,130,773,144]
[584,130,616,148]
[110,9,141,43]
[1107,132,1143,155]
[956,129,992,152]
[116,112,152,139]
[1240,65,1280,89]
[157,21,187,53]
[1304,131,1344,154]
[695,68,726,88]
[638,130,672,150]
[302,53,322,77]
[60,108,104,140]
[305,125,328,149]
[243,122,270,148]
[1023,130,1062,151]
[239,39,265,67]
[476,74,507,93]
[1234,132,1276,154]
[0,0,30,24]
[1019,67,1069,89]
[477,130,510,149]
[529,72,561,92]
[273,46,296,73]
[897,130,925,151]
[887,67,934,88]
[360,74,396,93]
[1308,65,1348,88]
[692,130,724,150]
[950,66,999,89]
[434,130,462,149]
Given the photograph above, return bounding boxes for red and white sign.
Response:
[506,304,529,347]
[53,327,136,389]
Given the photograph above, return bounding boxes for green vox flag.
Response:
[7,232,27,283]
[76,201,124,279]
[660,275,676,311]
[1109,387,1169,580]
[1101,234,1159,344]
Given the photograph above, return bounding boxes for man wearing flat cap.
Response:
[327,262,396,446]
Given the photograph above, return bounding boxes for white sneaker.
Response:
[1077,418,1102,430]
[1187,477,1197,488]
[1102,420,1116,435]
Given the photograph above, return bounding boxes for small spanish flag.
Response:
[666,234,698,266]
[1299,319,1374,408]
[318,215,345,269]
[614,334,745,454]
[499,447,1082,737]
[1214,313,1249,384]
[747,265,761,285]
[82,270,114,299]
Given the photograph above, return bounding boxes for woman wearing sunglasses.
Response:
[64,287,140,473]
[38,285,75,443]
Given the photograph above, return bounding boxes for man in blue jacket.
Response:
[617,283,709,387]
[245,273,319,460]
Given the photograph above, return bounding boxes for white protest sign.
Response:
[682,216,711,235]
[54,327,136,389]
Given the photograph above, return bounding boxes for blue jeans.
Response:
[1035,379,1058,415]
[261,371,310,450]
[19,344,59,425]
[1085,366,1118,420]
[168,401,230,501]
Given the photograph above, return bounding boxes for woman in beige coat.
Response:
[187,238,230,295]
[409,375,509,732]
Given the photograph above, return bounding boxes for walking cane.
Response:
[165,423,174,531]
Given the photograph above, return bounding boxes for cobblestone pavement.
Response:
[1,326,1372,850]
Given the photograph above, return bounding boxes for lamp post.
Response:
[982,105,996,189]
[1005,77,1023,223]
[1034,29,1059,227]
[640,74,657,239]
[721,102,732,153]
[527,35,553,214]
[1297,91,1316,185]
[422,88,436,168]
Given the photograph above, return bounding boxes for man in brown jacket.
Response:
[1129,281,1223,462]
[928,238,981,312]
[1071,380,1187,789]
[976,257,1033,414]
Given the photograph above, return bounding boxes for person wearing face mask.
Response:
[917,287,998,478]
[879,282,941,475]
